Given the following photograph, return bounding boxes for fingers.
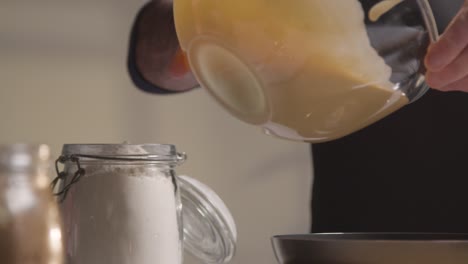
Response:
[425,45,468,88]
[437,74,468,92]
[425,2,468,71]
[424,1,468,92]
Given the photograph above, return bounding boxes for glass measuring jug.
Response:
[174,0,439,142]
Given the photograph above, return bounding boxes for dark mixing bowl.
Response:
[272,233,468,264]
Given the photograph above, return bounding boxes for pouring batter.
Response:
[369,0,405,21]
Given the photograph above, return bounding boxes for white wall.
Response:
[0,1,312,263]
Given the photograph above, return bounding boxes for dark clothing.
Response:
[127,2,179,95]
[311,0,467,233]
[128,0,468,233]
[312,89,468,233]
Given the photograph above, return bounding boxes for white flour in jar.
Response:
[60,165,182,264]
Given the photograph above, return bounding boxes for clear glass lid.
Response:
[179,175,237,263]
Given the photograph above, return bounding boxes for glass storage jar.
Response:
[52,144,236,264]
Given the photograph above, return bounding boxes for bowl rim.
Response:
[272,233,468,243]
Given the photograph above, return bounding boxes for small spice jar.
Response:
[0,144,63,264]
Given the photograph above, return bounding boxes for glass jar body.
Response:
[60,162,183,264]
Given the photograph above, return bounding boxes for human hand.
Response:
[425,0,468,92]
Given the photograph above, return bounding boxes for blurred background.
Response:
[0,0,312,263]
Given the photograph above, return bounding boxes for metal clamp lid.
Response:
[50,144,187,202]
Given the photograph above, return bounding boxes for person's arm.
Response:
[425,0,468,92]
[127,1,198,94]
